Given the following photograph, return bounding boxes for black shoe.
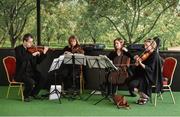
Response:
[24,97,31,102]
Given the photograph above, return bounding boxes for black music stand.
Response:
[93,55,118,105]
[63,53,86,100]
[47,55,64,103]
[84,55,118,103]
[84,55,104,101]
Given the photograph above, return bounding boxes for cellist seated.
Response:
[107,38,130,96]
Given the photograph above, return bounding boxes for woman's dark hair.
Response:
[23,33,33,42]
[113,37,125,49]
[68,35,80,46]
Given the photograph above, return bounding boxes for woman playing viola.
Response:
[128,38,163,105]
[63,35,84,54]
[61,35,84,90]
[107,38,130,96]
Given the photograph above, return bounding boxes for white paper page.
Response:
[48,55,64,72]
[86,55,100,68]
[99,55,118,70]
[74,53,86,65]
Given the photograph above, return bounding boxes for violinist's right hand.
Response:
[43,46,49,54]
[32,51,40,56]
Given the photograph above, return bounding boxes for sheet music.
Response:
[48,55,64,72]
[86,55,100,68]
[63,53,86,65]
[99,55,118,71]
[48,54,117,72]
[74,53,86,65]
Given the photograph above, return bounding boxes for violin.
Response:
[71,46,84,54]
[27,46,44,53]
[135,40,156,63]
[136,51,151,62]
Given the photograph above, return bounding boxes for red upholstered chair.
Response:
[3,56,24,101]
[152,57,177,106]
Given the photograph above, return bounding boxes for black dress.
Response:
[128,51,163,97]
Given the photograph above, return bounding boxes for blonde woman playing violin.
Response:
[127,38,163,105]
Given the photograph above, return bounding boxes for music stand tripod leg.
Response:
[94,96,107,105]
[55,88,61,103]
[42,71,61,103]
[49,87,61,103]
[54,71,61,103]
[94,69,113,105]
[84,90,97,101]
[84,58,105,101]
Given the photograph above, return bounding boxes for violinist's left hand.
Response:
[43,46,49,54]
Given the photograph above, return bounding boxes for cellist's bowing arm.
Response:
[126,57,130,67]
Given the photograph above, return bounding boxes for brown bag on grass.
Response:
[112,95,130,109]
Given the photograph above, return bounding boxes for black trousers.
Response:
[127,78,140,91]
[127,76,151,97]
[20,71,46,98]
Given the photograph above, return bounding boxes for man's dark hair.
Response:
[23,33,33,42]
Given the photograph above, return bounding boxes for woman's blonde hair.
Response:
[144,38,157,50]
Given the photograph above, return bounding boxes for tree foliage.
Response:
[0,0,35,47]
[0,0,179,49]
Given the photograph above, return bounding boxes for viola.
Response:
[27,46,44,53]
[71,46,84,54]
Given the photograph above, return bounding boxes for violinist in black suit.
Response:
[14,33,49,102]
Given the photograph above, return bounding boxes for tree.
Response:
[0,0,35,47]
[84,0,178,44]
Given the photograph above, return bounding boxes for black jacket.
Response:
[14,45,46,81]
